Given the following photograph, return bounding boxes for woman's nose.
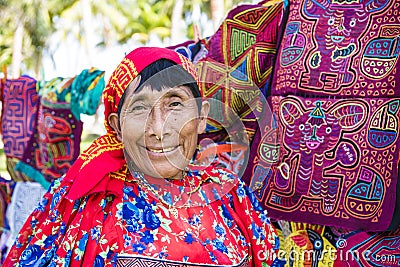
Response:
[147,107,168,139]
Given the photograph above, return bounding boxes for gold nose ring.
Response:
[156,135,163,141]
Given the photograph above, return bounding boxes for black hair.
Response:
[118,59,202,117]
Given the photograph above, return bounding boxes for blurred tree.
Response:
[55,0,175,63]
[0,0,247,78]
[0,0,174,76]
[185,0,247,40]
[210,0,225,30]
[0,0,77,78]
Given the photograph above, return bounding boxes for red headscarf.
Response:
[66,47,199,201]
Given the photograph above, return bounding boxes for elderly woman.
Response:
[4,47,279,266]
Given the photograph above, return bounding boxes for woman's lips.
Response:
[146,145,179,155]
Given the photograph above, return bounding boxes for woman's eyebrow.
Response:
[133,95,146,101]
[126,95,147,107]
[163,88,192,98]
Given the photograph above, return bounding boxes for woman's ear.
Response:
[197,100,210,134]
[108,112,122,140]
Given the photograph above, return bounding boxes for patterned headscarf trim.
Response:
[66,47,199,201]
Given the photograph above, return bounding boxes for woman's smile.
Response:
[121,84,208,179]
[145,144,180,154]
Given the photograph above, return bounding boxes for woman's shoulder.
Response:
[190,164,240,182]
[189,164,251,197]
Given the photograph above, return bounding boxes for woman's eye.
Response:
[131,105,146,111]
[170,101,183,108]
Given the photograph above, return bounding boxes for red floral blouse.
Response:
[4,166,280,266]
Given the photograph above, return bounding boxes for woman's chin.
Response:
[149,165,187,180]
[130,153,190,179]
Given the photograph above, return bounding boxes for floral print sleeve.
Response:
[3,178,69,266]
[3,177,116,267]
[3,167,281,267]
[223,178,281,266]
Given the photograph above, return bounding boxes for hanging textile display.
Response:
[169,0,400,265]
[273,220,345,267]
[252,95,399,231]
[247,0,400,232]
[169,0,287,176]
[14,68,105,187]
[0,76,40,182]
[270,0,400,98]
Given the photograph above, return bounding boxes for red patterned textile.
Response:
[271,0,400,98]
[334,226,400,266]
[4,166,279,266]
[250,95,400,231]
[1,76,40,182]
[246,0,400,232]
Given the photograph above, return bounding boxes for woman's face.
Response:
[119,82,209,179]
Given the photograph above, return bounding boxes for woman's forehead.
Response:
[123,85,195,105]
[132,84,194,98]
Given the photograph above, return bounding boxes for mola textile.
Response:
[247,0,400,231]
[15,68,105,187]
[271,0,400,98]
[0,76,40,182]
[169,0,287,177]
[251,95,400,231]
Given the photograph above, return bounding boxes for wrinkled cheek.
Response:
[181,135,199,162]
[122,124,143,149]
